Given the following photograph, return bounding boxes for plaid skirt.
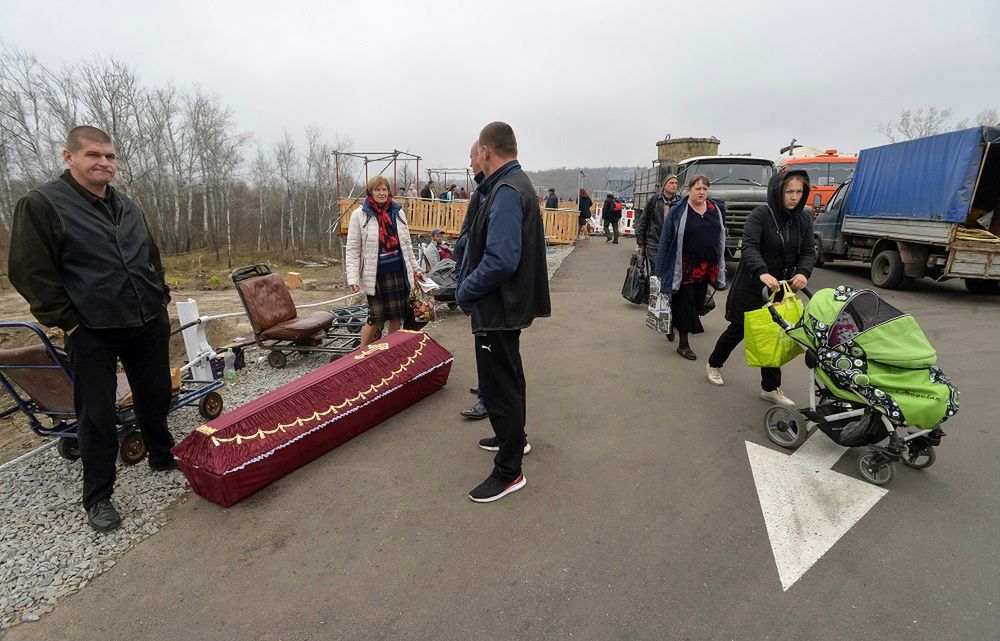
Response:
[367,269,410,325]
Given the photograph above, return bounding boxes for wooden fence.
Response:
[338,198,579,244]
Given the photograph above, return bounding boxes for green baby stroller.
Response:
[762,285,959,486]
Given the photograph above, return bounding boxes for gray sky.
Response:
[2,0,998,170]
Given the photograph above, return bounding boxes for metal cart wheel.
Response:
[858,453,894,486]
[198,391,224,420]
[57,437,81,462]
[119,429,147,466]
[267,350,287,369]
[764,406,809,449]
[902,445,936,469]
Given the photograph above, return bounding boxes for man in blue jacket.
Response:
[457,121,551,502]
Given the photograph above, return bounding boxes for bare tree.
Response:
[879,107,954,142]
[975,108,1000,127]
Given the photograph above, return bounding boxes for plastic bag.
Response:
[645,275,672,335]
[744,282,804,368]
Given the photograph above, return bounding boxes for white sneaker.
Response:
[760,388,796,407]
[706,364,724,386]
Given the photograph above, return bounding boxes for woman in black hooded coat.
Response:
[705,169,814,406]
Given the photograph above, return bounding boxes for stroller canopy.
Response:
[802,288,937,369]
[790,286,959,429]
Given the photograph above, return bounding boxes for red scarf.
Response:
[367,196,399,255]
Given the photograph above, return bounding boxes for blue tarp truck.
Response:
[814,126,1000,293]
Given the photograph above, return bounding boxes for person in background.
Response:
[654,175,727,360]
[635,174,680,270]
[406,184,419,198]
[578,188,593,240]
[440,184,457,201]
[545,188,559,209]
[706,170,814,407]
[458,186,469,199]
[8,126,175,533]
[435,231,453,261]
[345,175,424,347]
[420,180,436,199]
[602,192,621,243]
[456,121,551,502]
[456,139,489,422]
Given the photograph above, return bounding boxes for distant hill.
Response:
[524,167,638,200]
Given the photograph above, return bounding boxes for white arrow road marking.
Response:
[746,431,888,591]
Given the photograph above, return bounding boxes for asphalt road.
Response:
[6,239,999,641]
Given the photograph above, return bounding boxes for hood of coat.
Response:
[766,169,810,218]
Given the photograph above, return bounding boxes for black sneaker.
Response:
[478,437,531,454]
[87,498,122,533]
[469,473,526,503]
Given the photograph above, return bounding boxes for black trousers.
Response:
[474,329,526,482]
[603,218,619,241]
[708,319,782,391]
[65,311,175,509]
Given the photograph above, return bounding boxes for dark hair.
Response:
[66,125,112,151]
[479,121,517,157]
[782,172,810,190]
[687,174,711,189]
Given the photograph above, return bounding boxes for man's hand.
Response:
[414,270,425,282]
[759,273,780,291]
[635,246,644,255]
[349,285,360,294]
[790,274,808,291]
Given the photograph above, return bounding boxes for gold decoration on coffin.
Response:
[353,342,390,360]
[208,335,429,447]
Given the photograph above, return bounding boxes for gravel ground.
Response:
[0,244,574,629]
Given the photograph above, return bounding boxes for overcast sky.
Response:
[2,0,998,171]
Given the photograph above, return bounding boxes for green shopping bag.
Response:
[744,282,805,368]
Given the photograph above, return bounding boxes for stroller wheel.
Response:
[902,445,936,470]
[57,437,81,462]
[764,406,808,449]
[858,453,894,486]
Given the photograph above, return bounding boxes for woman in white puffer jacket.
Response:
[345,175,423,347]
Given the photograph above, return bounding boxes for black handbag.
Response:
[621,254,649,305]
[698,287,717,316]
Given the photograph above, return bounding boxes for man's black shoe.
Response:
[478,437,531,454]
[87,499,122,533]
[469,387,479,395]
[149,457,178,472]
[460,400,489,420]
[469,473,526,503]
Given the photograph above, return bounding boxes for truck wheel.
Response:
[870,250,912,289]
[813,236,825,267]
[964,278,999,295]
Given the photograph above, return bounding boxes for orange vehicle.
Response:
[781,150,857,211]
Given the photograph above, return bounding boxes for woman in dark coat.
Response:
[705,169,814,406]
[578,188,593,239]
[654,175,727,360]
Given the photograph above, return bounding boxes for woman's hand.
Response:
[414,270,425,282]
[790,274,808,291]
[759,273,780,290]
[349,285,360,294]
[635,246,645,255]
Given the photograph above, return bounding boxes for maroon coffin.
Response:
[172,330,452,507]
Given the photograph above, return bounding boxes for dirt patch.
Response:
[0,263,355,464]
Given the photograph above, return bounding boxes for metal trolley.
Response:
[0,321,225,465]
